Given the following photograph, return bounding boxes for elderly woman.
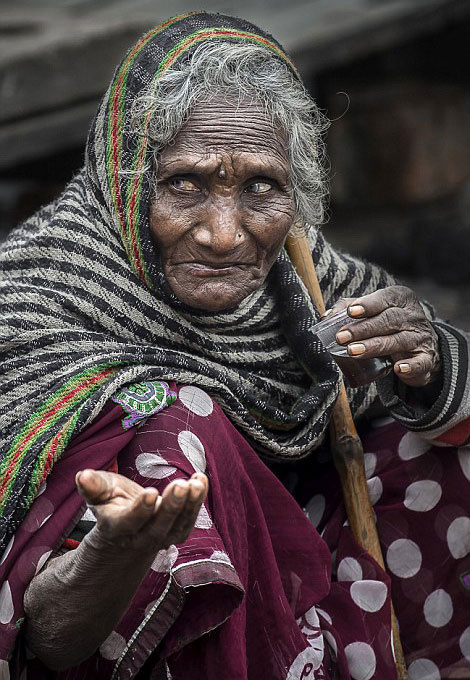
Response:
[0,11,469,680]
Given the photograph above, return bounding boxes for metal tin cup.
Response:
[312,309,393,387]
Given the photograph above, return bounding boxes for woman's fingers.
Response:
[94,487,161,535]
[337,307,423,343]
[346,285,412,318]
[75,469,116,505]
[165,474,208,545]
[76,469,145,504]
[76,470,209,549]
[329,285,441,387]
[341,330,421,358]
[393,354,436,387]
[148,474,208,548]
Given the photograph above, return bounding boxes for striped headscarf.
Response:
[0,12,395,551]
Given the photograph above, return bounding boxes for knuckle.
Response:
[384,307,404,329]
[404,330,421,350]
[383,285,412,308]
[349,318,374,339]
[413,356,428,374]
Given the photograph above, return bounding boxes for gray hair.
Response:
[131,41,329,227]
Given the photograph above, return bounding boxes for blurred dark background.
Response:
[1,0,469,326]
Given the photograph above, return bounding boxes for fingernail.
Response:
[322,308,333,318]
[399,363,411,373]
[336,330,352,344]
[189,481,203,500]
[349,305,366,318]
[349,343,366,356]
[173,483,188,499]
[144,490,157,506]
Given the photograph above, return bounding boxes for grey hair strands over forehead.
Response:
[130,41,330,227]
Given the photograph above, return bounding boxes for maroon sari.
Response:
[1,384,468,679]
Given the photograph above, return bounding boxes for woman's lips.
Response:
[179,262,251,277]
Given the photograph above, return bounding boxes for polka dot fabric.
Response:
[317,419,470,678]
[2,389,468,679]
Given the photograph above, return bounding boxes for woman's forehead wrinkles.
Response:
[183,123,286,157]
[158,151,290,183]
[167,100,289,164]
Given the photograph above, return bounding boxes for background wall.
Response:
[1,0,469,326]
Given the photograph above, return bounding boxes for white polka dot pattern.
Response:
[195,504,212,529]
[135,452,176,479]
[446,517,470,559]
[286,646,323,678]
[345,642,376,680]
[404,480,442,512]
[305,494,325,529]
[177,431,206,472]
[315,607,332,625]
[366,476,383,505]
[179,386,213,416]
[459,626,470,659]
[398,432,431,460]
[22,497,54,533]
[350,580,388,613]
[458,449,470,481]
[324,631,337,660]
[337,557,363,582]
[363,453,377,479]
[408,658,441,680]
[144,598,159,616]
[209,550,232,565]
[423,589,453,628]
[35,550,52,575]
[304,605,320,629]
[0,582,14,625]
[99,630,127,660]
[151,545,178,573]
[82,507,96,522]
[386,539,422,578]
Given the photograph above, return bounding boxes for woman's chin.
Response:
[169,279,260,312]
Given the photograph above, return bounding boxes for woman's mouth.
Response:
[179,262,250,277]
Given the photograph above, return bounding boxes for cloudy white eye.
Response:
[170,178,199,192]
[245,181,272,194]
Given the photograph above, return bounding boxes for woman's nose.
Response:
[192,200,244,253]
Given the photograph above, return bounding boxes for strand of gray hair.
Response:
[130,41,330,227]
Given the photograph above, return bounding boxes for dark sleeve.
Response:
[376,322,470,447]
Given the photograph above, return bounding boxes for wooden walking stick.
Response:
[285,230,408,680]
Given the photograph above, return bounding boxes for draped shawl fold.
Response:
[0,11,395,551]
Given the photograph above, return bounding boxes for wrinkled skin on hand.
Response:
[329,285,442,388]
[76,469,208,554]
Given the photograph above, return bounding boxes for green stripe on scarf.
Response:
[0,364,121,513]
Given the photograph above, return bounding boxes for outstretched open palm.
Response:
[76,469,208,554]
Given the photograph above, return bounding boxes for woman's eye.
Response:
[245,182,272,194]
[170,178,199,192]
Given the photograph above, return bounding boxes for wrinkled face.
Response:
[149,100,295,311]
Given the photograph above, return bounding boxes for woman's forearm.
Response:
[24,528,155,671]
